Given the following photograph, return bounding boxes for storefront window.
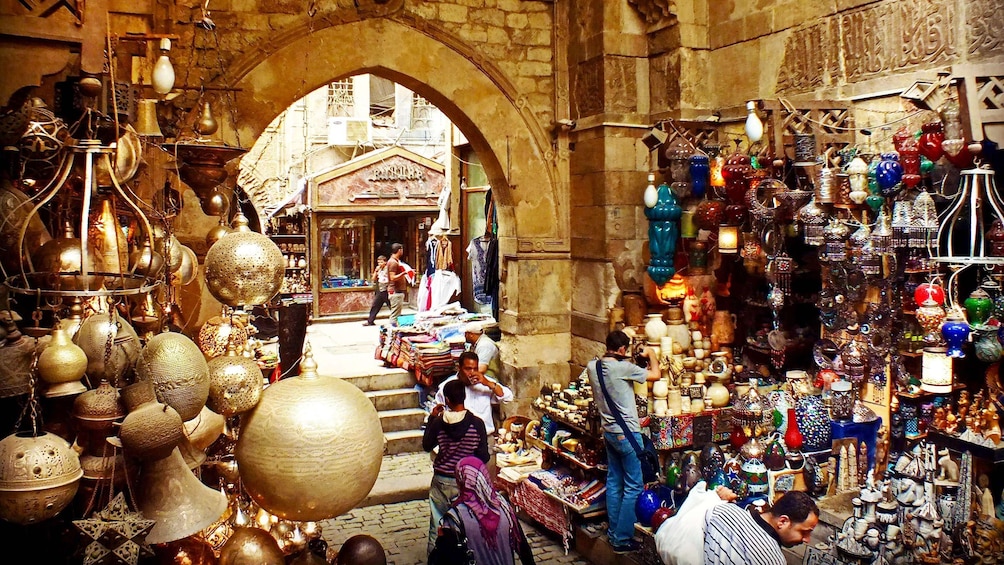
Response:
[318,216,372,289]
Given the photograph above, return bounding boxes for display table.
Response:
[509,474,575,550]
[376,313,489,386]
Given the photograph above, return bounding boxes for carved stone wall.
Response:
[706,0,1004,108]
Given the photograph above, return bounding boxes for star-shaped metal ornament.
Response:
[73,493,156,565]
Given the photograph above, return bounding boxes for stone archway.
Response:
[226,17,567,252]
[224,17,573,413]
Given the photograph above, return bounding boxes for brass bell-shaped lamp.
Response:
[134,99,164,138]
[136,446,228,544]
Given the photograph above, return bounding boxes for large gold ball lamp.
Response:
[218,527,284,565]
[37,327,88,397]
[74,310,140,387]
[204,213,284,308]
[197,315,248,359]
[0,431,82,524]
[135,332,210,421]
[235,345,384,521]
[206,345,263,416]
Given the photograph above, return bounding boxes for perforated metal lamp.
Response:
[921,347,953,393]
[718,225,739,254]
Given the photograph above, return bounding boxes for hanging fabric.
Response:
[435,236,454,271]
[467,236,490,305]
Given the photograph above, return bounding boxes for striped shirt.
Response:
[704,503,785,565]
[423,411,489,476]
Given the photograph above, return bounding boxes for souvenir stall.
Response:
[619,83,1004,564]
[0,42,385,564]
[309,146,447,318]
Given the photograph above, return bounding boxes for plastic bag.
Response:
[654,481,726,565]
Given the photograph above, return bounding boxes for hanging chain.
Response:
[14,340,42,436]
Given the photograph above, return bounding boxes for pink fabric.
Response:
[454,457,511,550]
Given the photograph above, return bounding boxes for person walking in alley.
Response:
[364,255,390,326]
[386,243,407,326]
[436,456,535,565]
[424,379,489,555]
[586,330,660,554]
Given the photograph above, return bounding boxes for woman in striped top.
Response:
[703,491,819,565]
[424,379,489,555]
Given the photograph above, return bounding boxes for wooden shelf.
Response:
[897,383,965,399]
[928,430,1004,463]
[538,440,606,472]
[534,407,597,438]
[270,233,307,238]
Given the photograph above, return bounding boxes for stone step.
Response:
[379,408,427,433]
[366,388,420,412]
[360,472,433,507]
[384,429,425,455]
[341,369,415,393]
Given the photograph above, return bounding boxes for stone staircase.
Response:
[343,367,427,455]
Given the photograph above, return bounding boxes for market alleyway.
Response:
[304,318,593,565]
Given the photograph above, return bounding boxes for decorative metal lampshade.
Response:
[937,166,1003,265]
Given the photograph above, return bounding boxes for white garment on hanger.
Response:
[429,270,461,309]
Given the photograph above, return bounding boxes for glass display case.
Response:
[317,216,372,289]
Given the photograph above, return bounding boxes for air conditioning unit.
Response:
[327,117,371,145]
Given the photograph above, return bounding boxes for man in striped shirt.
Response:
[703,491,819,565]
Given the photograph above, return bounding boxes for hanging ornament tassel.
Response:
[772,251,794,297]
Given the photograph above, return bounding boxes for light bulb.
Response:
[152,37,175,95]
[644,172,658,208]
[745,101,763,144]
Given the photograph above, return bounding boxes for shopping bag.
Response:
[654,481,726,565]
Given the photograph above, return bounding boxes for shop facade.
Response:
[309,146,447,318]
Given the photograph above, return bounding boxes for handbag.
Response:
[428,509,477,565]
[595,359,660,484]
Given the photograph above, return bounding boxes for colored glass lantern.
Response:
[875,152,904,196]
[914,282,946,307]
[941,310,971,358]
[645,182,682,285]
[918,121,944,162]
[689,154,710,198]
[964,288,993,326]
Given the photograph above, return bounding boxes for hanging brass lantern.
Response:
[206,344,263,416]
[204,213,284,308]
[218,527,284,565]
[31,222,105,291]
[197,315,249,359]
[37,327,87,397]
[0,318,34,398]
[134,332,210,421]
[0,431,82,524]
[74,310,140,387]
[235,345,384,521]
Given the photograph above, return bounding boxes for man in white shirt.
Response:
[465,322,501,381]
[433,351,513,474]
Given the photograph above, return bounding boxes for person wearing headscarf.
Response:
[439,456,535,565]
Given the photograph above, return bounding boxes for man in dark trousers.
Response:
[423,379,489,556]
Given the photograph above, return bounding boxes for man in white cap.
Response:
[464,321,501,382]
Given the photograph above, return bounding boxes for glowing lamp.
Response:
[921,347,953,393]
[718,225,739,254]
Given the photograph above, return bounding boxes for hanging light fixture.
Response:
[936,162,1003,265]
[152,38,176,95]
[718,225,739,254]
[744,101,764,144]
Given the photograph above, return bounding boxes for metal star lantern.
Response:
[73,493,156,565]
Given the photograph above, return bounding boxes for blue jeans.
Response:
[604,431,644,547]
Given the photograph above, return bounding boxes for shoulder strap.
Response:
[595,359,645,456]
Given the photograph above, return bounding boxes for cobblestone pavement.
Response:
[320,452,592,565]
[319,499,592,565]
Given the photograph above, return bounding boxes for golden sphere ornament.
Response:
[206,345,263,416]
[171,245,198,287]
[75,310,140,386]
[206,221,231,248]
[218,527,284,565]
[38,327,87,397]
[197,316,248,359]
[201,189,230,217]
[130,240,165,278]
[31,222,104,291]
[135,332,210,421]
[235,345,384,521]
[0,431,82,524]
[204,213,284,308]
